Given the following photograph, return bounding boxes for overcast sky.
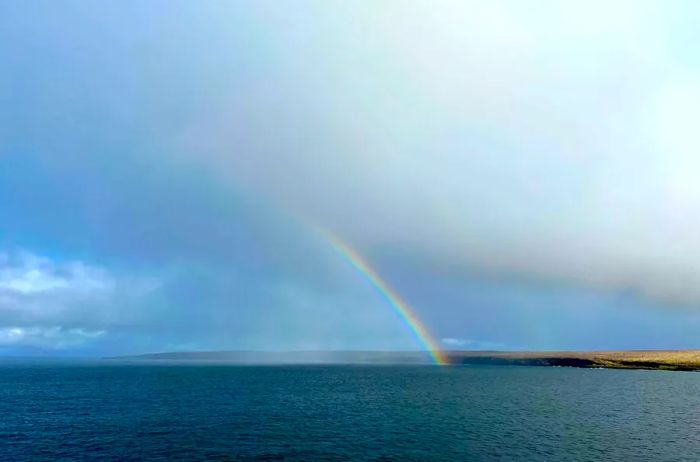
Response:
[2,0,700,355]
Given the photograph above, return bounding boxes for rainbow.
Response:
[323,232,448,365]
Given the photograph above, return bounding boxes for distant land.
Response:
[111,350,700,371]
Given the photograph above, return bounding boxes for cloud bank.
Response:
[180,0,700,306]
[0,251,156,350]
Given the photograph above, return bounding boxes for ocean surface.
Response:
[2,361,699,461]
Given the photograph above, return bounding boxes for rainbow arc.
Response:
[323,232,447,365]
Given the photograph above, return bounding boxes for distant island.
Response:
[111,350,700,371]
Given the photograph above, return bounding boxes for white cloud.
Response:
[0,326,105,349]
[0,250,160,349]
[0,251,114,296]
[441,338,512,350]
[442,338,468,347]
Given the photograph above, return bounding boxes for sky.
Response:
[2,0,700,355]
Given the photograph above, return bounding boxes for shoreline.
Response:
[447,350,700,371]
[103,349,700,371]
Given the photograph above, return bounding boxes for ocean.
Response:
[1,361,698,461]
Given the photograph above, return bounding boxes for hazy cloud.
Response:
[180,1,700,306]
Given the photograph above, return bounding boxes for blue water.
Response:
[2,361,699,461]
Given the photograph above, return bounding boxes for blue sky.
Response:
[2,1,700,355]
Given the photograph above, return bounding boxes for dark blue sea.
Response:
[2,361,699,461]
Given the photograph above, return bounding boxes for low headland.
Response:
[111,349,700,371]
[447,350,700,371]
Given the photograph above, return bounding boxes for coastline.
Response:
[106,349,700,371]
[447,350,700,371]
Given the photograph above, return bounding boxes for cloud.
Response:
[0,248,422,353]
[0,326,104,349]
[0,251,114,296]
[176,1,700,307]
[0,250,159,350]
[441,338,468,347]
[5,1,700,354]
[441,338,512,350]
